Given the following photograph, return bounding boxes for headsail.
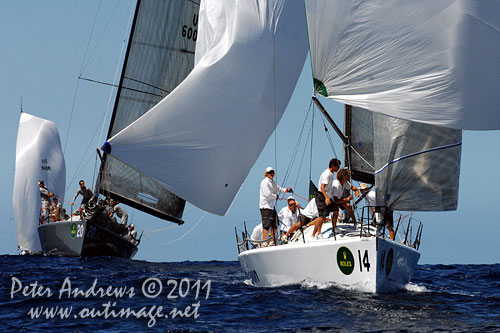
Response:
[306,0,500,130]
[98,0,200,223]
[13,112,66,252]
[105,0,308,215]
[348,106,462,211]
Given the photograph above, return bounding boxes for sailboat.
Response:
[98,0,499,291]
[13,112,66,255]
[14,0,200,258]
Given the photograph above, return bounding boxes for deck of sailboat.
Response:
[237,221,420,292]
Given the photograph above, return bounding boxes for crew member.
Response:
[259,166,292,243]
[38,180,53,222]
[70,180,93,218]
[110,200,128,225]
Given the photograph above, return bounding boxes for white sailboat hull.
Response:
[238,236,420,293]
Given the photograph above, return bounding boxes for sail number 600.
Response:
[182,25,197,41]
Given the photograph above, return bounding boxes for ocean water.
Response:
[0,255,498,332]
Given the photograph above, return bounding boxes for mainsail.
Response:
[306,0,500,130]
[13,112,66,252]
[347,106,462,211]
[98,0,200,223]
[104,0,308,215]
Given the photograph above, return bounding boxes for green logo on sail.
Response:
[337,246,355,275]
[70,223,77,239]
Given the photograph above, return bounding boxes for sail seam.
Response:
[375,142,462,175]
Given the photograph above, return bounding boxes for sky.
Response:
[1,1,498,265]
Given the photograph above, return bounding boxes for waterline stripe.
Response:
[375,142,462,174]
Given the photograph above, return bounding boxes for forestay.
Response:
[306,0,500,130]
[105,0,308,215]
[13,113,66,252]
[98,0,200,223]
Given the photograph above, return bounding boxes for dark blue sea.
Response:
[0,255,498,332]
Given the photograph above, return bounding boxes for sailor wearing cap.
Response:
[259,167,292,241]
[359,183,376,209]
[278,196,299,234]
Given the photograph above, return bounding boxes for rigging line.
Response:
[318,111,338,158]
[123,76,170,94]
[63,0,102,154]
[63,80,80,155]
[97,3,135,149]
[375,142,462,174]
[272,9,278,186]
[78,77,164,97]
[281,100,313,188]
[91,153,98,189]
[143,224,177,235]
[309,105,315,181]
[294,116,314,188]
[81,0,122,73]
[65,110,108,192]
[80,0,102,75]
[350,145,375,171]
[159,212,208,245]
[291,192,310,203]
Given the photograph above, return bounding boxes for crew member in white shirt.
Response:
[359,183,395,240]
[312,158,341,237]
[359,183,375,212]
[278,196,299,234]
[250,224,263,248]
[284,197,320,239]
[331,168,359,227]
[259,166,292,242]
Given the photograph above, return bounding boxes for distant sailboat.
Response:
[13,112,66,255]
[101,0,500,291]
[16,0,200,258]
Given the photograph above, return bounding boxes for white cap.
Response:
[265,166,274,173]
[359,183,370,190]
[287,196,295,201]
[130,224,134,228]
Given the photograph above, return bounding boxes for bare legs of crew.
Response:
[311,217,325,237]
[344,203,358,228]
[262,225,277,242]
[388,227,395,240]
[285,222,301,238]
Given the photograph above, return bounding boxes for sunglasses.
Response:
[288,203,296,206]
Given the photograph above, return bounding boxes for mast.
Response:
[344,104,352,172]
[97,0,141,202]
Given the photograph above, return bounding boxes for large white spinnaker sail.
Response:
[306,0,500,130]
[13,112,66,253]
[104,0,308,215]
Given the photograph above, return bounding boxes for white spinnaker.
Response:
[306,0,500,130]
[107,0,308,215]
[13,113,66,252]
